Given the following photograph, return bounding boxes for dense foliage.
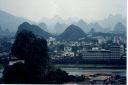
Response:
[4,29,50,83]
[2,27,85,84]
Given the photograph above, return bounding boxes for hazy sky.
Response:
[0,0,126,22]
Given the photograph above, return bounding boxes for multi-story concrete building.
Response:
[82,44,122,60]
[82,49,111,60]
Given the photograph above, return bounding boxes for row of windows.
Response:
[83,53,120,56]
[83,56,121,58]
[84,54,110,56]
[83,57,121,59]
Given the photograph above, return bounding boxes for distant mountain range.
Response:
[16,21,126,41]
[0,10,126,36]
[39,15,126,34]
[0,10,32,32]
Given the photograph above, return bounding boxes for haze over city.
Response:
[0,0,126,22]
[0,0,126,84]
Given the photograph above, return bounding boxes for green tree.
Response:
[10,29,50,83]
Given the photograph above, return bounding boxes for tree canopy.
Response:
[10,29,50,83]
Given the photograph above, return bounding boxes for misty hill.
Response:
[89,22,104,32]
[0,28,10,34]
[0,25,10,34]
[75,19,107,33]
[0,10,32,32]
[40,16,65,33]
[54,22,68,34]
[0,26,14,38]
[99,15,126,30]
[89,28,95,34]
[17,22,53,39]
[75,19,90,32]
[58,24,86,40]
[38,23,48,32]
[113,22,126,33]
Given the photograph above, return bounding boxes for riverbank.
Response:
[54,64,126,84]
[54,64,126,77]
[54,64,126,69]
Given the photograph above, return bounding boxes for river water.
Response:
[0,64,126,78]
[55,64,126,77]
